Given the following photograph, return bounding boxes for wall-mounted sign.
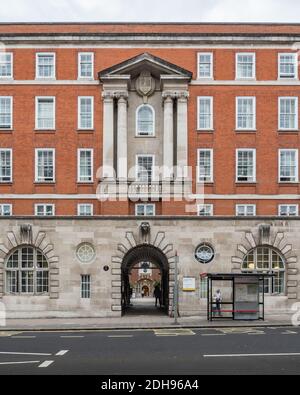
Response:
[195,244,215,264]
[183,277,196,292]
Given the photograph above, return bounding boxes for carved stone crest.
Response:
[136,71,155,102]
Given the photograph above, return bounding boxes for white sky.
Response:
[0,0,300,23]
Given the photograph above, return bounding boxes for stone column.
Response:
[102,92,115,179]
[177,92,189,177]
[163,93,174,180]
[117,93,128,180]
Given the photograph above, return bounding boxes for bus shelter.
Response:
[206,273,275,321]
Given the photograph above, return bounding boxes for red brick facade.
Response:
[1,23,300,216]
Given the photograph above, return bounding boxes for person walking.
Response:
[154,285,162,308]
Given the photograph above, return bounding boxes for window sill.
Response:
[235,129,257,133]
[35,129,56,132]
[278,182,299,184]
[0,129,13,132]
[278,130,299,133]
[35,78,56,81]
[77,182,94,185]
[197,129,214,133]
[236,182,257,186]
[34,182,56,185]
[235,78,256,81]
[197,181,214,185]
[77,129,95,133]
[0,182,13,185]
[135,135,156,138]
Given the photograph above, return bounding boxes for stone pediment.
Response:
[99,52,192,81]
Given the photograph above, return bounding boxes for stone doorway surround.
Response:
[111,225,176,316]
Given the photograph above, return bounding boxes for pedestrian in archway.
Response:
[154,285,162,308]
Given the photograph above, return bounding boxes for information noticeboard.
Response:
[182,277,196,292]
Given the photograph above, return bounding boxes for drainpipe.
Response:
[174,252,179,325]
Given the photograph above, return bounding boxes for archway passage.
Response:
[121,245,169,316]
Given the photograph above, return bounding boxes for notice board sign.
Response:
[183,277,196,292]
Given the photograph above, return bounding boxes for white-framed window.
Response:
[135,204,156,216]
[78,149,93,183]
[136,104,155,136]
[35,97,55,130]
[236,97,256,130]
[36,53,55,79]
[236,204,256,217]
[78,52,94,79]
[78,96,94,130]
[35,149,55,183]
[236,149,256,183]
[136,155,155,183]
[197,53,213,79]
[0,97,13,129]
[200,276,208,299]
[81,275,91,299]
[0,204,12,216]
[197,97,213,131]
[279,97,298,130]
[0,53,13,79]
[197,204,213,217]
[279,204,299,217]
[197,149,213,183]
[78,204,94,216]
[35,204,55,216]
[5,246,49,295]
[279,149,298,183]
[278,53,298,79]
[0,148,12,183]
[236,53,256,79]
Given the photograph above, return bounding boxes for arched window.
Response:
[5,246,49,295]
[136,105,155,136]
[242,246,285,295]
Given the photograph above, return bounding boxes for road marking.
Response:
[0,360,40,366]
[60,336,84,338]
[217,328,265,335]
[154,329,196,337]
[0,332,21,337]
[204,353,300,358]
[0,351,51,356]
[282,330,298,335]
[56,350,69,356]
[108,335,134,338]
[39,360,54,368]
[247,333,265,335]
[12,336,37,339]
[202,334,226,337]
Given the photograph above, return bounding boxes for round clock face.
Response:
[195,244,215,264]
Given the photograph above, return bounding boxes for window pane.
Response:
[79,150,93,182]
[36,271,49,293]
[237,98,255,129]
[280,98,297,129]
[79,97,93,129]
[279,54,296,78]
[280,150,297,182]
[0,97,12,129]
[0,150,12,182]
[237,150,255,182]
[6,271,18,293]
[37,98,54,129]
[198,150,212,182]
[137,106,154,135]
[198,98,212,129]
[198,54,212,78]
[0,53,12,78]
[37,150,54,182]
[37,54,55,78]
[79,53,93,78]
[81,275,91,299]
[237,54,255,78]
[137,156,153,182]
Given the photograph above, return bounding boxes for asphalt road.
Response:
[0,326,299,375]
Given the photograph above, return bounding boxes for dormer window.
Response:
[136,104,155,136]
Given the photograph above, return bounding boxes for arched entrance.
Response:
[121,244,170,315]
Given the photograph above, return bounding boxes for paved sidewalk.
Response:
[0,313,294,332]
[0,299,295,331]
